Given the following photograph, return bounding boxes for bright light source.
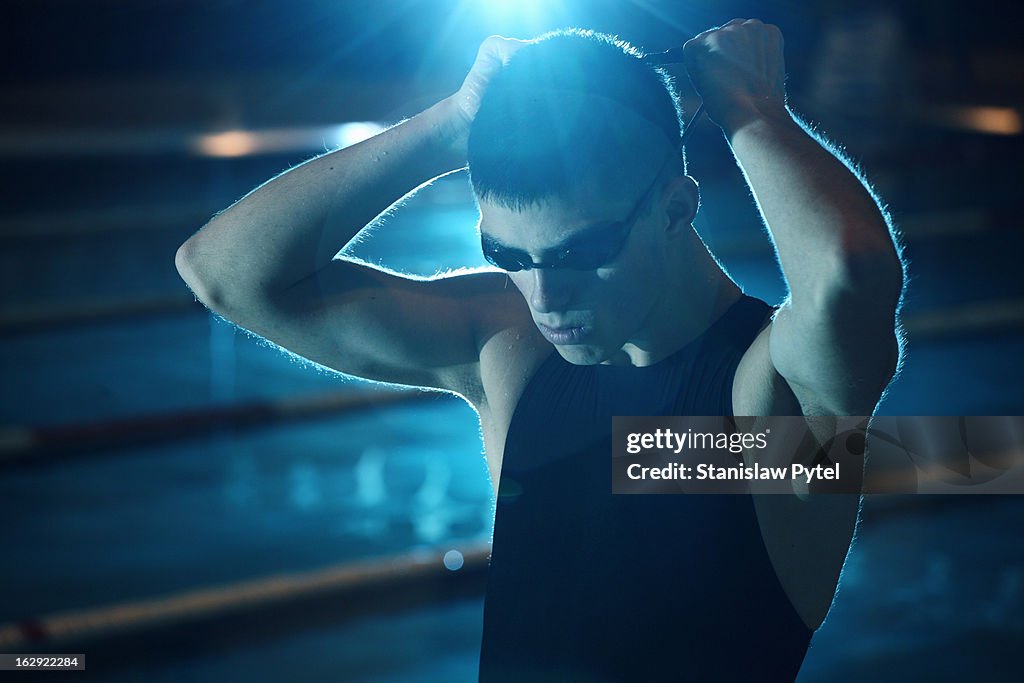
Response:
[333,122,386,148]
[471,0,568,33]
[481,0,552,17]
[195,130,259,158]
[191,122,387,158]
[957,106,1022,136]
[925,105,1022,136]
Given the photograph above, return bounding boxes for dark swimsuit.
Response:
[478,293,814,682]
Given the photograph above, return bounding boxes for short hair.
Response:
[468,28,686,211]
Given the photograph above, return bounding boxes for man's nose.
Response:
[529,267,573,314]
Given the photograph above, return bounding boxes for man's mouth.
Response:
[536,322,592,345]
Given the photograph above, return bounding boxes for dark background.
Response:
[1,1,1022,681]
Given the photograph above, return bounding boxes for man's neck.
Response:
[605,230,742,367]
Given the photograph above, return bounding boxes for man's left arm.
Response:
[685,19,906,415]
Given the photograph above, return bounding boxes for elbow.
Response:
[174,239,195,286]
[175,237,231,312]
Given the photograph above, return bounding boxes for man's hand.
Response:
[700,19,905,418]
[682,18,788,135]
[444,35,531,153]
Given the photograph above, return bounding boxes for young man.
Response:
[176,20,904,682]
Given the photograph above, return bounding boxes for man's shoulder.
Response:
[436,269,549,411]
[476,321,552,415]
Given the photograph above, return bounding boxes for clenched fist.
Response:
[435,35,531,158]
[682,19,788,133]
[453,36,532,130]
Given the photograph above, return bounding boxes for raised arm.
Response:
[175,37,529,399]
[684,18,905,415]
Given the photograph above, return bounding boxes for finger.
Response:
[460,35,532,119]
[477,35,531,66]
[681,33,712,68]
[688,18,739,43]
[496,37,532,64]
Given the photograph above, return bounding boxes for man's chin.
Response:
[552,342,613,366]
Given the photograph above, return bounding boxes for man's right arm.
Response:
[175,89,505,402]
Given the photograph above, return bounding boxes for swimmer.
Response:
[176,20,904,681]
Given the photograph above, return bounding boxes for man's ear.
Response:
[664,175,699,235]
